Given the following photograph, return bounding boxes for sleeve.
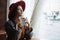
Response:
[5,22,19,34]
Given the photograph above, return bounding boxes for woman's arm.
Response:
[24,18,33,32]
[5,22,19,34]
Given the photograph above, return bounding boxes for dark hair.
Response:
[8,4,18,20]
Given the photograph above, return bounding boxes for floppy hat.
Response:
[16,1,25,11]
[9,0,26,12]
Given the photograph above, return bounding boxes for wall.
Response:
[0,0,7,29]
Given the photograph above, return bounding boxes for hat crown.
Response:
[9,1,25,12]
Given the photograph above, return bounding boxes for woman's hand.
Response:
[25,17,29,23]
[23,17,33,31]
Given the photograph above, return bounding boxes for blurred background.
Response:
[0,0,60,40]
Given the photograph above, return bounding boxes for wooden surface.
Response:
[0,30,6,40]
[0,0,7,29]
[0,0,7,39]
[31,38,38,40]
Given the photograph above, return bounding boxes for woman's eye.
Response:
[17,9,20,11]
[17,8,20,10]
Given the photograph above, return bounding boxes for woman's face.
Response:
[17,5,23,16]
[14,6,23,23]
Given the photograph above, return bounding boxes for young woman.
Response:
[5,1,26,40]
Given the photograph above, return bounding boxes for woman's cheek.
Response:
[17,10,21,13]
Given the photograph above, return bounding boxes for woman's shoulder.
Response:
[5,20,15,27]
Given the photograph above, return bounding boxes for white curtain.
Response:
[31,0,60,40]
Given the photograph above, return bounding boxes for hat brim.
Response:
[15,1,26,11]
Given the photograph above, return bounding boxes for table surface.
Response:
[0,30,6,35]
